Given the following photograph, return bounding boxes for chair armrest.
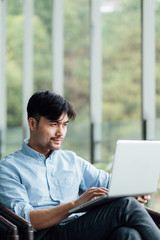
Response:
[0,204,34,240]
[145,207,160,229]
[0,215,19,240]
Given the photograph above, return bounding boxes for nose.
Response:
[56,125,63,136]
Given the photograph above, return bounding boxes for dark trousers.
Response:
[34,197,160,240]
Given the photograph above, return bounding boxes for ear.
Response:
[28,117,37,131]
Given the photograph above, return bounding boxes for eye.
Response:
[49,123,57,127]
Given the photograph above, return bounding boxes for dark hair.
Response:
[27,90,76,122]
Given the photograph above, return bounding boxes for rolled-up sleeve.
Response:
[0,161,33,222]
[14,202,33,222]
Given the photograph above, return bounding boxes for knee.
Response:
[118,196,143,210]
[119,196,137,204]
[113,196,146,219]
[110,227,142,240]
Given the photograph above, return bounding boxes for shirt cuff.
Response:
[14,202,33,222]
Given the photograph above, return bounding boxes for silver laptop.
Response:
[69,140,160,214]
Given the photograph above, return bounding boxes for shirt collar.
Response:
[21,138,46,160]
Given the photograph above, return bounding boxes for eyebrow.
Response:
[49,120,69,124]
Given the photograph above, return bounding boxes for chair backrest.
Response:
[0,215,19,240]
[146,207,160,229]
[0,204,34,240]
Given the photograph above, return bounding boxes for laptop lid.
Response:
[69,140,160,214]
[108,140,160,197]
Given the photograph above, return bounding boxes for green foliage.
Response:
[34,0,53,34]
[7,61,22,126]
[6,15,23,126]
[64,0,90,119]
[102,0,141,121]
[7,0,23,16]
[33,15,52,91]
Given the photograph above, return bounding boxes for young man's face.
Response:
[28,112,69,156]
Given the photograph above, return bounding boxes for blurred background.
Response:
[0,0,160,210]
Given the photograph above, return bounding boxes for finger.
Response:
[143,195,151,200]
[87,189,108,200]
[137,196,147,204]
[100,187,109,192]
[88,187,108,194]
[138,195,151,203]
[89,187,108,191]
[89,191,107,198]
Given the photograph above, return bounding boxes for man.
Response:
[0,90,159,240]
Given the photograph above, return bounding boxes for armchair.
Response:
[145,207,160,229]
[0,215,19,240]
[0,204,34,240]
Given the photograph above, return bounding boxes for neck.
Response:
[45,150,53,159]
[28,139,53,159]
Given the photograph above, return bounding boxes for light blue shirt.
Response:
[0,139,110,222]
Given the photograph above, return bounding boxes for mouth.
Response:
[51,138,63,144]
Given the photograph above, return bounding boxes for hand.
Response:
[136,195,151,205]
[74,187,108,207]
